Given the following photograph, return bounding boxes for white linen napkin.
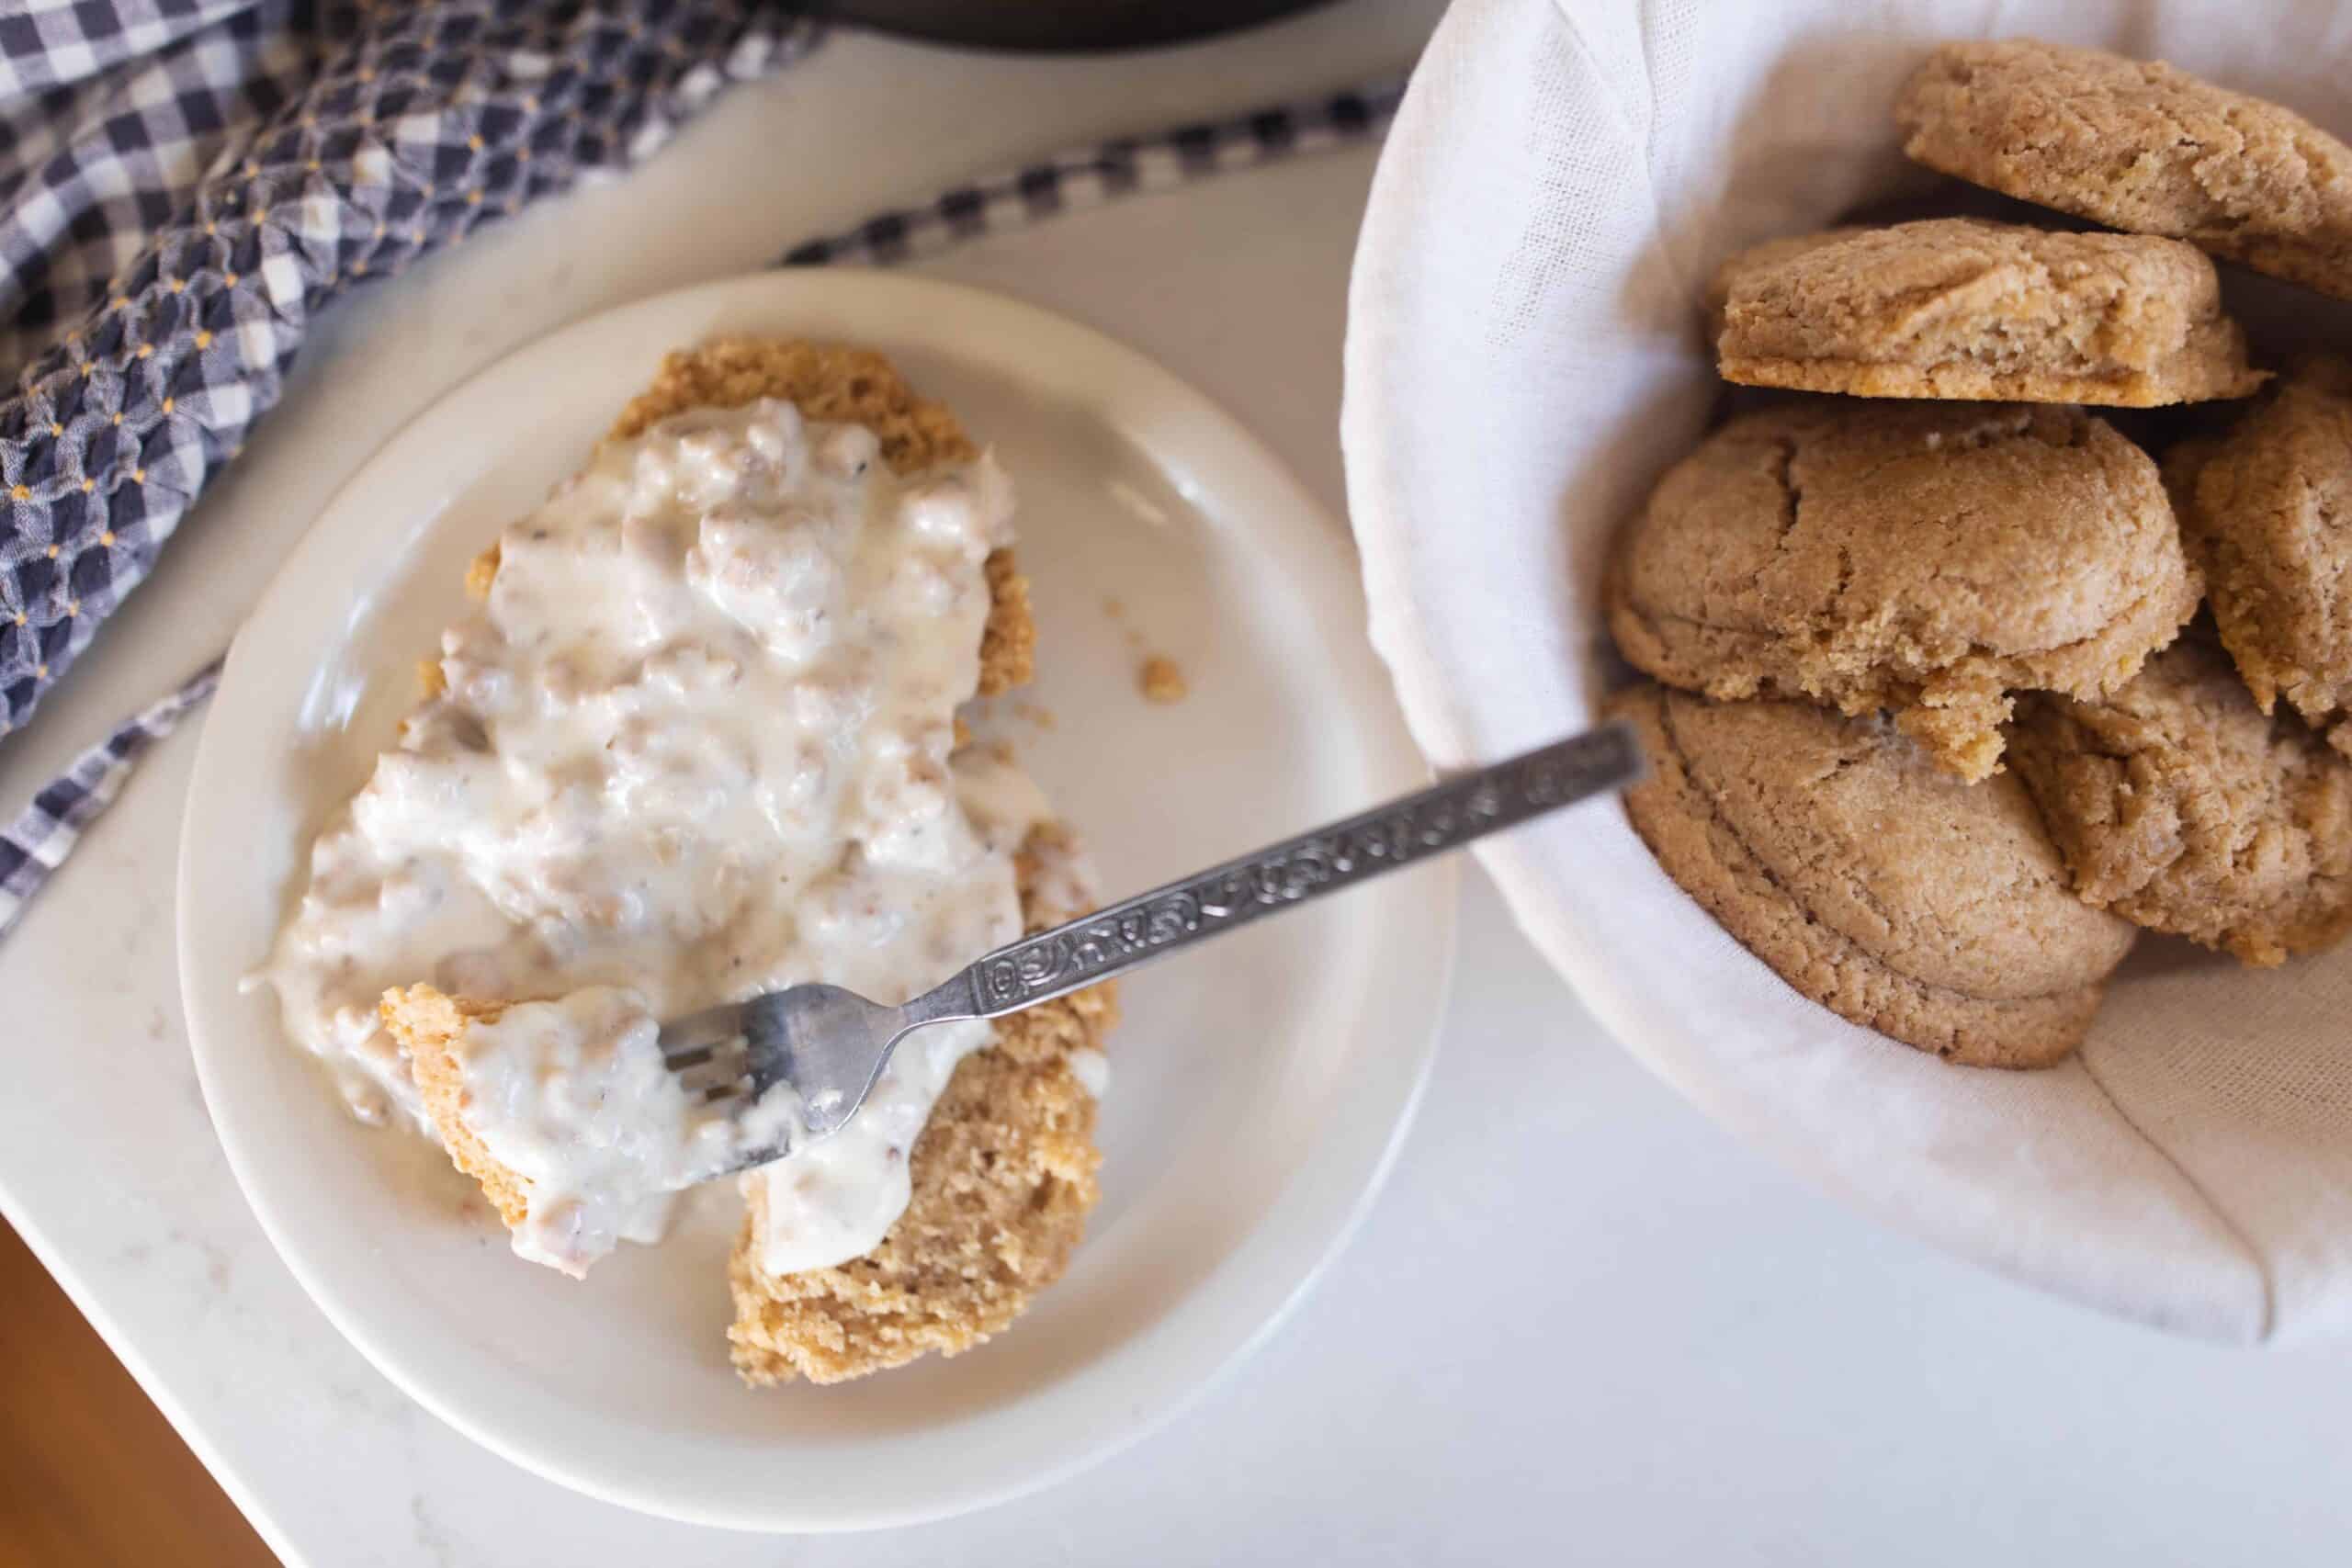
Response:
[1343,0,2352,1343]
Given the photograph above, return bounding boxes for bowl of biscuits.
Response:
[1345,0,2352,1341]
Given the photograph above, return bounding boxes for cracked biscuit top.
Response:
[1898,39,2352,301]
[1610,683,2137,1068]
[1605,401,2199,781]
[1714,219,2264,406]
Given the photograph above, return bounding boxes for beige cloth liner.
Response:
[1342,0,2352,1343]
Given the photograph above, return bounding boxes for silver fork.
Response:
[661,721,1644,1176]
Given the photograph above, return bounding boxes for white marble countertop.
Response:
[5,5,2352,1562]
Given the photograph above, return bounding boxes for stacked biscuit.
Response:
[1608,39,2352,1068]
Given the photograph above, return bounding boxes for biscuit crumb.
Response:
[1012,699,1057,731]
[464,545,500,601]
[1102,594,1148,651]
[1139,655,1188,705]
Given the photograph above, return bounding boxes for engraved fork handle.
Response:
[899,721,1644,1027]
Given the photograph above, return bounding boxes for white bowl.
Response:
[179,271,1455,1529]
[1344,0,2352,1343]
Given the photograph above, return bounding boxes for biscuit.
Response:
[620,345,1102,1383]
[384,829,1114,1383]
[1714,219,2263,406]
[2169,356,2352,756]
[381,987,529,1230]
[1898,39,2352,300]
[1606,401,2200,780]
[1610,684,2136,1067]
[391,342,1106,1382]
[466,339,1036,695]
[2009,636,2352,966]
[729,825,1116,1385]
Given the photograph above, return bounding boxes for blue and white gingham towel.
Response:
[0,62,1404,942]
[0,0,818,743]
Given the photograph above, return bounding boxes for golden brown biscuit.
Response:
[2169,357,2352,756]
[1606,401,2200,781]
[1898,39,2352,300]
[395,342,1105,1382]
[1611,684,2137,1067]
[466,339,1035,695]
[2009,637,2352,967]
[1714,219,2263,406]
[384,829,1114,1385]
[729,826,1116,1385]
[620,345,1096,1383]
[381,987,529,1230]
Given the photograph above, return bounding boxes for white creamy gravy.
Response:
[453,987,728,1277]
[262,398,1076,1276]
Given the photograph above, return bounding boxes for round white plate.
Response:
[179,272,1454,1531]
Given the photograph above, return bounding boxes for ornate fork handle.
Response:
[906,721,1643,1025]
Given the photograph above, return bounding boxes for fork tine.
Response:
[659,1001,752,1066]
[661,982,906,1169]
[679,1059,748,1096]
[675,1040,750,1095]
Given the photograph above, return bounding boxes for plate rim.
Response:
[177,268,1457,1531]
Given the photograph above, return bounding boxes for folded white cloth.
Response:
[1343,0,2352,1343]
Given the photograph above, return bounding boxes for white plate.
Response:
[178,272,1454,1531]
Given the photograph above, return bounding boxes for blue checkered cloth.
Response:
[0,71,1404,942]
[0,0,818,746]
